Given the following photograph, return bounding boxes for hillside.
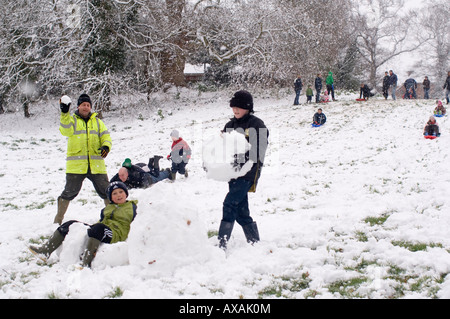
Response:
[1,89,450,299]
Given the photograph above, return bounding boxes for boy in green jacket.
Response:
[326,72,336,101]
[30,181,138,268]
[306,85,313,104]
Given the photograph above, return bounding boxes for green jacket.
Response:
[306,88,313,96]
[60,111,112,174]
[326,72,334,86]
[100,200,138,243]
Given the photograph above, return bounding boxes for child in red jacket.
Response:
[167,130,191,180]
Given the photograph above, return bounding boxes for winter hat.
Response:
[77,93,92,107]
[122,158,132,168]
[170,130,180,138]
[106,181,129,203]
[230,90,254,112]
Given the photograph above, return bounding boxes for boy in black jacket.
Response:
[313,108,327,126]
[219,90,269,249]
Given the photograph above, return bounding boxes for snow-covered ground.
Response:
[1,89,450,299]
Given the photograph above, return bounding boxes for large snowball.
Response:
[202,131,253,182]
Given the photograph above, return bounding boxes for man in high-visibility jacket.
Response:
[55,93,112,225]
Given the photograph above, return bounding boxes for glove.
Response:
[60,101,70,113]
[60,95,71,113]
[98,146,109,158]
[167,154,171,160]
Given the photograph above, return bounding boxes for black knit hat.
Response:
[106,181,129,203]
[77,93,92,107]
[230,90,253,112]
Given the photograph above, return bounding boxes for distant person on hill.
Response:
[313,108,327,126]
[326,71,336,101]
[389,70,398,100]
[382,71,390,99]
[403,78,417,99]
[315,73,323,103]
[443,71,450,104]
[360,83,375,100]
[320,90,330,103]
[306,85,313,104]
[423,76,431,100]
[434,100,446,116]
[423,116,440,137]
[294,75,303,105]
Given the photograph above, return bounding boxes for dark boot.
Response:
[54,197,70,225]
[148,157,154,169]
[218,220,234,249]
[153,155,163,177]
[29,230,65,260]
[242,221,260,244]
[81,237,101,268]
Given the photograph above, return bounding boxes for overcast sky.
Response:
[380,0,427,81]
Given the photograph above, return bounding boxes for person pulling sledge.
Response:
[360,83,375,100]
[403,78,417,99]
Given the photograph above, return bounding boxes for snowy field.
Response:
[1,89,450,299]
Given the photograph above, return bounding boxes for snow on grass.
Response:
[1,89,450,299]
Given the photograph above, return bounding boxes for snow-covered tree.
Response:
[352,0,425,89]
[416,0,450,92]
[193,0,353,88]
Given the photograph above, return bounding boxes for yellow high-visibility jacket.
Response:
[59,112,112,174]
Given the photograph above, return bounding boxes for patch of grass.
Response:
[105,286,124,299]
[327,277,368,298]
[364,213,390,226]
[258,272,311,298]
[391,240,443,252]
[25,199,55,210]
[355,231,368,242]
[2,203,19,210]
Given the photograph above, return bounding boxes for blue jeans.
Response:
[222,179,254,226]
[149,169,170,184]
[391,85,397,100]
[424,88,430,99]
[294,90,301,105]
[446,89,450,104]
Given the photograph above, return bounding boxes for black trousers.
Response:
[57,220,112,243]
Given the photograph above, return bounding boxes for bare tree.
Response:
[417,0,450,90]
[352,0,426,89]
[194,0,353,88]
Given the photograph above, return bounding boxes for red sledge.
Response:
[424,135,438,140]
[356,98,367,102]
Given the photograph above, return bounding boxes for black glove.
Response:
[60,101,70,113]
[98,146,109,158]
